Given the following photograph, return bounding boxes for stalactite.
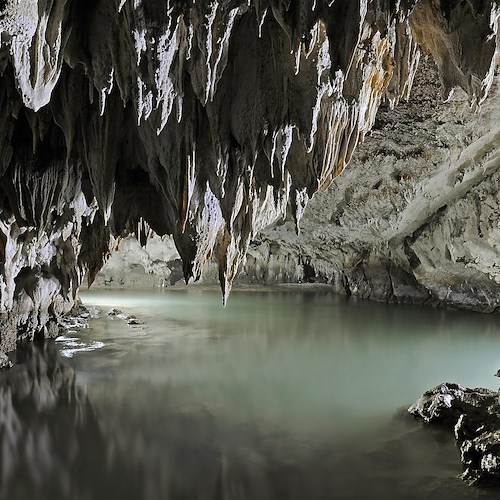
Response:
[0,0,499,349]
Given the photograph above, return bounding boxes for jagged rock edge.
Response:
[0,0,498,348]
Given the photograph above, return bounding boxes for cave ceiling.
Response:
[0,0,498,348]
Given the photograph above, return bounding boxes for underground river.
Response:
[3,287,500,499]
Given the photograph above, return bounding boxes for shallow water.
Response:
[4,288,500,499]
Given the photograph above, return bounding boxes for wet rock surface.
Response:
[0,352,12,369]
[409,382,500,485]
[107,308,144,327]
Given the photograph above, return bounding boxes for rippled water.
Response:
[3,287,500,500]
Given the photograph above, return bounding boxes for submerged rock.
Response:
[126,317,143,326]
[107,309,123,317]
[409,382,500,485]
[108,309,145,326]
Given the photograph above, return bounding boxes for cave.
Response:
[2,0,500,498]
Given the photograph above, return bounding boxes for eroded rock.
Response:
[0,1,499,350]
[96,56,500,312]
[409,382,500,485]
[0,352,12,369]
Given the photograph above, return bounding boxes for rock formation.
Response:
[241,55,500,311]
[409,382,500,485]
[0,0,500,351]
[97,56,500,312]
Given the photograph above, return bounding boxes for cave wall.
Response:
[96,58,500,312]
[242,58,500,311]
[0,0,499,351]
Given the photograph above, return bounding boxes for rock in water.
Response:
[409,382,500,485]
[0,353,12,370]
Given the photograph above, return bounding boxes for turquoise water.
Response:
[4,288,500,499]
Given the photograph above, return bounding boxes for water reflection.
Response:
[0,342,482,500]
[0,343,102,500]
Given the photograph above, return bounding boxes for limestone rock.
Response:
[243,56,500,312]
[0,352,12,369]
[239,56,500,311]
[97,56,500,312]
[409,382,500,485]
[0,0,499,350]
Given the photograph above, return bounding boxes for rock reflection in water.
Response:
[2,341,500,499]
[0,342,129,500]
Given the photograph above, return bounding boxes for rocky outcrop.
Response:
[1,1,500,350]
[409,382,500,485]
[240,57,500,311]
[96,56,500,312]
[93,234,181,288]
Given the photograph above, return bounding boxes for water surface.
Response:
[4,288,500,499]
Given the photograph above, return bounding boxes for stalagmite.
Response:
[0,0,499,351]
